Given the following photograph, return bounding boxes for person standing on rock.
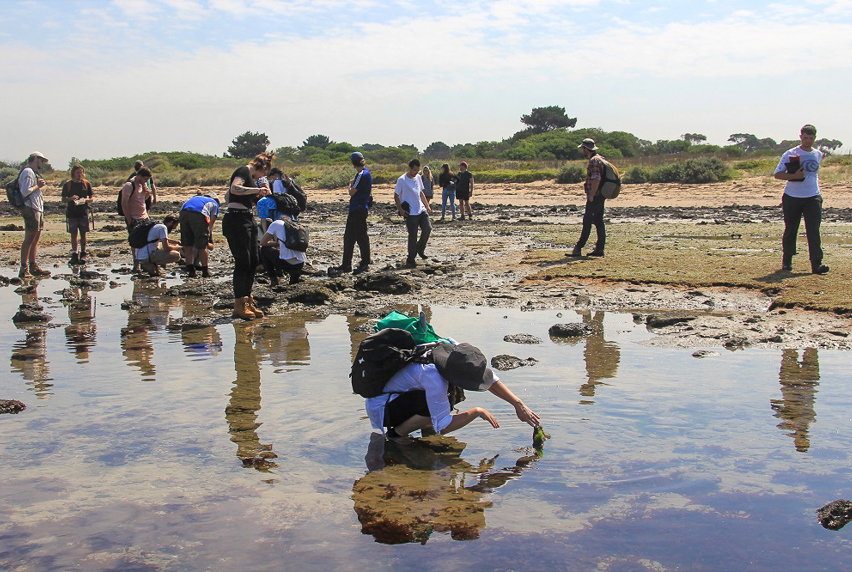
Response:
[127,160,157,209]
[121,167,154,273]
[222,151,274,320]
[569,138,606,258]
[332,151,372,276]
[774,124,829,274]
[394,158,432,268]
[61,164,94,265]
[17,152,51,279]
[455,161,474,220]
[179,193,219,278]
[438,163,457,221]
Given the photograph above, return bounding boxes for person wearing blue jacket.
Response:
[331,151,372,275]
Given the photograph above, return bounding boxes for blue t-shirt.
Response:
[181,195,220,218]
[349,167,372,211]
[256,196,277,219]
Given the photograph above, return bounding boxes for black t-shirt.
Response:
[456,171,473,192]
[61,180,93,218]
[228,165,257,209]
[438,172,457,187]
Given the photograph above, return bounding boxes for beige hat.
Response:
[29,151,49,162]
[577,139,598,151]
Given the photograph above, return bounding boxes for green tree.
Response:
[301,134,332,149]
[815,138,843,154]
[226,131,269,158]
[424,141,451,158]
[682,133,707,144]
[520,105,577,134]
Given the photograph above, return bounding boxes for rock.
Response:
[354,272,414,295]
[490,355,538,371]
[723,336,749,349]
[0,399,26,414]
[12,303,51,324]
[282,282,334,305]
[99,224,125,232]
[692,350,720,358]
[0,223,24,231]
[548,323,592,338]
[503,333,543,345]
[817,500,852,530]
[646,314,696,328]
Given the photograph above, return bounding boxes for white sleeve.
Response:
[775,150,790,175]
[394,176,404,196]
[19,169,36,197]
[422,369,452,433]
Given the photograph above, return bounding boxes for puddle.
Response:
[2,264,852,569]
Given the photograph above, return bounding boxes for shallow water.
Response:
[2,266,852,570]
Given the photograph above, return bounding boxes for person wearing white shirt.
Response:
[135,215,181,276]
[394,158,432,268]
[365,343,540,439]
[259,213,307,286]
[18,152,50,279]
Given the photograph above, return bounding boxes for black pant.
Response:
[404,212,432,262]
[384,391,430,428]
[342,208,370,269]
[576,194,606,251]
[260,245,304,283]
[782,194,823,269]
[222,210,258,298]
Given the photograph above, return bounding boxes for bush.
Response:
[680,157,732,183]
[649,163,683,183]
[622,166,651,184]
[314,168,352,189]
[0,166,18,188]
[478,170,556,184]
[556,165,585,184]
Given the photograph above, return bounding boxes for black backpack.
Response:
[280,219,309,252]
[128,220,159,249]
[273,193,301,217]
[282,175,307,212]
[4,168,26,208]
[118,178,153,216]
[351,328,432,397]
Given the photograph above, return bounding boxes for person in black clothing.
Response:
[455,161,474,220]
[331,151,373,275]
[570,138,607,257]
[222,151,274,320]
[438,163,457,221]
[61,164,94,264]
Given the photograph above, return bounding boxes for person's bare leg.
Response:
[393,415,432,438]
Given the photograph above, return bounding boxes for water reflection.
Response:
[63,287,97,363]
[178,296,223,361]
[120,280,178,381]
[579,311,621,403]
[352,433,538,545]
[225,322,278,471]
[10,283,52,397]
[771,348,820,452]
[256,316,311,373]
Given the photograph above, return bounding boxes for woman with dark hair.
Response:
[438,163,457,221]
[222,151,274,320]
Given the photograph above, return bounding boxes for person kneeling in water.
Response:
[365,343,540,439]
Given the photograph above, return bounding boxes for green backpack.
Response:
[599,158,621,199]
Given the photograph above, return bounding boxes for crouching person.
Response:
[365,343,540,440]
[179,194,219,277]
[134,215,181,277]
[259,195,306,287]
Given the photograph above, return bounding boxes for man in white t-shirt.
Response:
[259,213,307,286]
[394,158,432,268]
[135,215,181,276]
[773,124,828,274]
[18,152,50,279]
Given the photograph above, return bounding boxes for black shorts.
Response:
[384,391,429,428]
[179,209,210,249]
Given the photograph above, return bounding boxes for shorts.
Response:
[456,190,470,201]
[384,391,429,428]
[66,216,90,234]
[22,206,44,232]
[179,209,210,249]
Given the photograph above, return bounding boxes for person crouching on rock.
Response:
[259,197,306,287]
[136,215,181,277]
[179,193,219,278]
[365,343,540,440]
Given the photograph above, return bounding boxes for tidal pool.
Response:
[1,268,851,570]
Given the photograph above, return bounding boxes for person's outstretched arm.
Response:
[440,407,498,434]
[488,380,540,427]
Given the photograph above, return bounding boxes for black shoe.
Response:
[588,249,605,257]
[568,248,582,258]
[813,264,830,275]
[186,264,196,277]
[781,261,792,271]
[200,267,210,278]
[328,265,352,277]
[69,253,79,265]
[269,274,279,287]
[405,259,417,268]
[418,252,429,260]
[353,264,369,275]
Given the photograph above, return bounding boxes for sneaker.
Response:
[459,215,465,221]
[328,265,351,277]
[353,264,370,275]
[418,252,429,261]
[29,264,51,276]
[588,249,605,257]
[813,264,830,275]
[79,251,87,263]
[781,261,792,271]
[186,264,196,277]
[200,267,210,278]
[69,253,79,265]
[404,259,417,268]
[568,248,582,258]
[18,266,32,279]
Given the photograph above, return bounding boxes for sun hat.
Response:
[350,151,364,164]
[578,138,598,151]
[432,342,495,391]
[29,151,49,162]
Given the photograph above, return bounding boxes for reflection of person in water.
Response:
[11,283,52,397]
[257,315,312,371]
[120,280,176,380]
[64,287,97,362]
[771,348,820,452]
[225,322,278,471]
[578,310,621,401]
[365,343,540,439]
[353,432,539,544]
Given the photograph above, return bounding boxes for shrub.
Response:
[622,166,651,184]
[556,165,585,184]
[314,168,352,189]
[680,157,732,183]
[0,166,18,187]
[478,170,556,184]
[649,163,683,183]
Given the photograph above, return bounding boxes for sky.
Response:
[1,0,851,167]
